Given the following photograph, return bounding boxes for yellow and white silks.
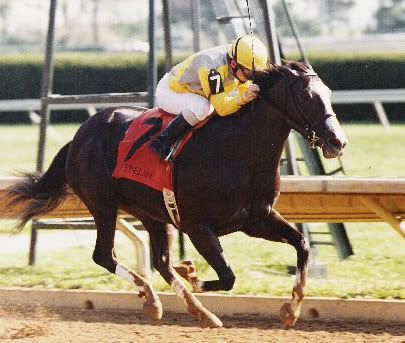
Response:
[156,45,251,126]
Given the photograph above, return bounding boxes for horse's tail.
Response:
[5,142,71,232]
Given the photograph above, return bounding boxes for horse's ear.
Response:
[301,61,314,71]
[280,59,295,69]
[282,62,300,78]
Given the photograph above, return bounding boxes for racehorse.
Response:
[4,61,347,328]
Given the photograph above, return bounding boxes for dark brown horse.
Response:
[5,61,347,328]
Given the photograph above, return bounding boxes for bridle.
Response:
[268,67,332,149]
[243,0,328,149]
[242,0,330,149]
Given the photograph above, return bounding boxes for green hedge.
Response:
[303,52,405,122]
[303,52,405,90]
[0,52,404,123]
[0,53,168,99]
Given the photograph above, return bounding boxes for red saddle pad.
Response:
[112,107,195,192]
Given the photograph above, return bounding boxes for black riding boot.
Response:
[150,114,193,160]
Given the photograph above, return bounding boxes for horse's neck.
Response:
[239,100,291,171]
[178,100,290,174]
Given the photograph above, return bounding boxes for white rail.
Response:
[0,93,148,117]
[0,89,404,129]
[331,88,405,130]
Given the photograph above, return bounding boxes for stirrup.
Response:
[165,139,182,161]
[150,139,171,160]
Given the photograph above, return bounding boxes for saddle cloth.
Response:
[112,107,201,192]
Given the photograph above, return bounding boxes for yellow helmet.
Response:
[228,35,268,70]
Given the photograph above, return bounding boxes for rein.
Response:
[266,102,319,148]
[272,69,325,149]
[245,0,255,74]
[243,0,323,149]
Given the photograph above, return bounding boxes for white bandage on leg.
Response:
[115,264,135,283]
[115,264,146,293]
[171,277,186,298]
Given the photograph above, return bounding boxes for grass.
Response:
[0,124,79,175]
[0,224,404,299]
[333,124,405,177]
[0,122,404,299]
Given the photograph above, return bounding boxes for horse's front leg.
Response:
[173,260,203,292]
[185,224,236,293]
[242,209,310,328]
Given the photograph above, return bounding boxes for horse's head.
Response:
[256,61,347,159]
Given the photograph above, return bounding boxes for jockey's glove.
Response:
[243,83,260,102]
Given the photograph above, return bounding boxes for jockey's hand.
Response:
[244,83,260,102]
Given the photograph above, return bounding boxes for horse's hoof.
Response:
[191,279,204,293]
[174,260,197,280]
[199,311,223,328]
[181,260,196,274]
[138,290,147,299]
[279,303,298,328]
[143,299,163,320]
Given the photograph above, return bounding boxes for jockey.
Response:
[150,34,269,160]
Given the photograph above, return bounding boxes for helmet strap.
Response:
[229,58,243,82]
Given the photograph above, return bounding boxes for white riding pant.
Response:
[155,73,214,126]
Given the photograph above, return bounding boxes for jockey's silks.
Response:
[167,45,252,116]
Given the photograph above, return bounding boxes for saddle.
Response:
[112,107,205,192]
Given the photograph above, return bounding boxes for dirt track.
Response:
[0,305,404,343]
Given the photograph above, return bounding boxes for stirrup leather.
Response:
[163,188,181,226]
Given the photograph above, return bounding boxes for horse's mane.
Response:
[211,61,312,123]
[253,60,311,95]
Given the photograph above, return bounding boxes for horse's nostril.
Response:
[327,138,344,149]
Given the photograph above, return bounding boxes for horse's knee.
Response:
[151,252,167,273]
[92,249,116,273]
[152,258,160,272]
[152,257,174,282]
[301,236,311,256]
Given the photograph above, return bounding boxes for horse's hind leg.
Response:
[242,209,310,328]
[66,135,162,320]
[143,217,222,328]
[77,196,162,320]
